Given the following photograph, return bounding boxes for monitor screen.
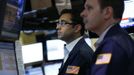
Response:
[21,42,43,64]
[120,0,134,28]
[46,39,66,61]
[0,0,25,40]
[0,42,18,75]
[45,62,62,75]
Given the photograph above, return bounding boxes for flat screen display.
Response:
[0,42,18,75]
[45,62,62,75]
[120,0,134,28]
[46,39,66,61]
[21,42,43,64]
[0,0,25,40]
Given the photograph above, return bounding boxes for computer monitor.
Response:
[0,0,25,41]
[120,0,134,28]
[45,39,66,62]
[0,41,18,75]
[21,42,43,64]
[44,62,62,75]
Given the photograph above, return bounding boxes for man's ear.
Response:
[103,6,113,20]
[74,24,82,33]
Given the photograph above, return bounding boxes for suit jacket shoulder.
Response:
[58,37,94,75]
[91,24,134,75]
[74,37,94,62]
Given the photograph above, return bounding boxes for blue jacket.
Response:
[58,37,94,75]
[90,24,134,75]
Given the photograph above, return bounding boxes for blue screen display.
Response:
[17,0,25,19]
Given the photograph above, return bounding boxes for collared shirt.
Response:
[95,24,116,48]
[63,36,83,63]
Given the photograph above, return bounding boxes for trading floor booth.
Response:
[21,39,66,75]
[21,42,45,75]
[1,0,134,75]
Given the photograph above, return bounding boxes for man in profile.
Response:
[56,9,94,75]
[81,0,134,75]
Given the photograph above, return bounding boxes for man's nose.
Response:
[56,25,61,30]
[80,10,86,18]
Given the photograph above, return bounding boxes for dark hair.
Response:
[60,9,85,35]
[98,0,124,19]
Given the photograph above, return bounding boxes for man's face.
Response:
[81,0,105,33]
[56,13,76,41]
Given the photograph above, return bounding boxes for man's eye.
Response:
[61,22,65,25]
[86,5,92,10]
[61,20,67,23]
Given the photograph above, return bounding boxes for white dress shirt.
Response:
[63,36,83,63]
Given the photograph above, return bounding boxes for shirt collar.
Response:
[96,24,115,47]
[65,36,83,53]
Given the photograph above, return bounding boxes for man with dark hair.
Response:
[56,9,94,75]
[81,0,134,75]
